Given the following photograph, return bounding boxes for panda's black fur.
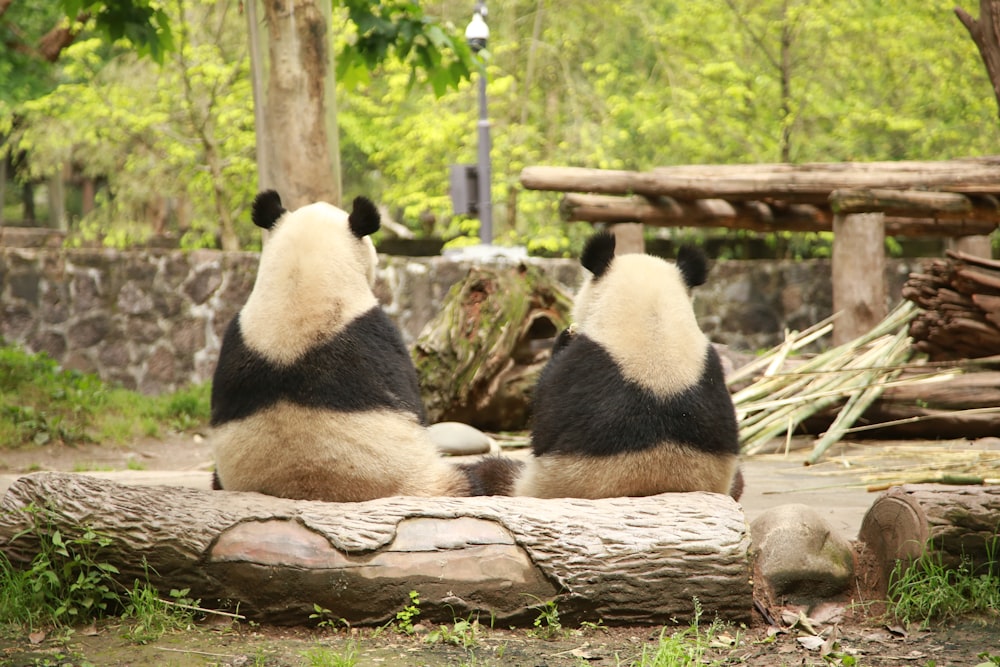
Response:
[210,190,472,501]
[482,231,742,499]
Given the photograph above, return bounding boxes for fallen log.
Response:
[858,484,1000,596]
[0,473,753,626]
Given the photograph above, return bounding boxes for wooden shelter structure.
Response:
[520,157,1000,344]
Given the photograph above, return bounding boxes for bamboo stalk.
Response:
[805,329,912,464]
[735,301,921,458]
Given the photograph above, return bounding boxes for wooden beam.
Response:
[521,157,1000,204]
[830,188,973,215]
[558,193,998,237]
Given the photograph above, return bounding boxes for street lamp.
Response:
[465,2,492,246]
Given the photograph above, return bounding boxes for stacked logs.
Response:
[903,250,1000,360]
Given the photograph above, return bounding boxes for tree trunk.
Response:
[0,473,753,626]
[956,1,1000,121]
[413,264,572,431]
[858,483,1000,595]
[263,0,339,208]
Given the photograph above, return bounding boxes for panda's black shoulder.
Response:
[530,334,738,458]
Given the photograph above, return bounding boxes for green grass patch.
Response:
[0,342,210,449]
[628,598,735,667]
[0,504,201,640]
[888,538,1000,628]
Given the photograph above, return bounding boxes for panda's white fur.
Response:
[238,201,379,366]
[211,190,471,502]
[510,231,742,499]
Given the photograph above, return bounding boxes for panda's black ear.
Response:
[581,231,616,278]
[676,245,708,288]
[349,196,381,238]
[252,190,286,230]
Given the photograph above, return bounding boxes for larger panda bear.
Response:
[210,190,472,501]
[510,231,742,499]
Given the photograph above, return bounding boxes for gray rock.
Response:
[750,503,854,602]
[427,422,495,456]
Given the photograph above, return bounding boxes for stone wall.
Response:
[1,241,919,394]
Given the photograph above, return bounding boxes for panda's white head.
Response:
[572,231,710,396]
[239,190,383,366]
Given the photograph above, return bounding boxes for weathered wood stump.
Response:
[0,473,752,626]
[858,484,1000,595]
[413,264,572,431]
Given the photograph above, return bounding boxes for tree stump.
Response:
[0,473,752,626]
[413,264,572,431]
[858,484,1000,595]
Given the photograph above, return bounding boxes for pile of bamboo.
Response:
[903,250,1000,360]
[730,302,931,463]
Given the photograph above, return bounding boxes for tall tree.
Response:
[956,1,1000,119]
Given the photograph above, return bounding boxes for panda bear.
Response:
[210,190,473,502]
[508,230,742,500]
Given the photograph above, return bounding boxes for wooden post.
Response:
[947,234,993,259]
[832,212,887,346]
[610,222,645,254]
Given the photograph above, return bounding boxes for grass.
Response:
[888,537,1000,628]
[0,342,210,449]
[0,504,204,644]
[625,598,736,667]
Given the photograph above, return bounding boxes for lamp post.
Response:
[465,2,492,246]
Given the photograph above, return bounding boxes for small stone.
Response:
[427,422,494,456]
[751,503,854,603]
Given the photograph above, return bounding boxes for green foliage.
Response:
[309,603,349,629]
[300,642,359,667]
[2,506,121,628]
[394,589,422,635]
[58,0,174,63]
[629,599,731,667]
[120,582,198,643]
[7,0,1000,255]
[0,342,209,448]
[425,615,480,648]
[888,538,1000,627]
[527,597,564,640]
[339,1,475,96]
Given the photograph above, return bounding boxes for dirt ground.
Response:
[1,433,999,666]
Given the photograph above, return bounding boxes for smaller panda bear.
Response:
[508,231,742,500]
[210,190,473,502]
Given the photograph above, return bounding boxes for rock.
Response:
[427,422,496,456]
[750,503,854,602]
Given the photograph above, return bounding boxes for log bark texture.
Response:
[413,264,572,430]
[858,484,1000,595]
[558,193,998,237]
[521,158,1000,205]
[0,473,753,626]
[903,251,1000,360]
